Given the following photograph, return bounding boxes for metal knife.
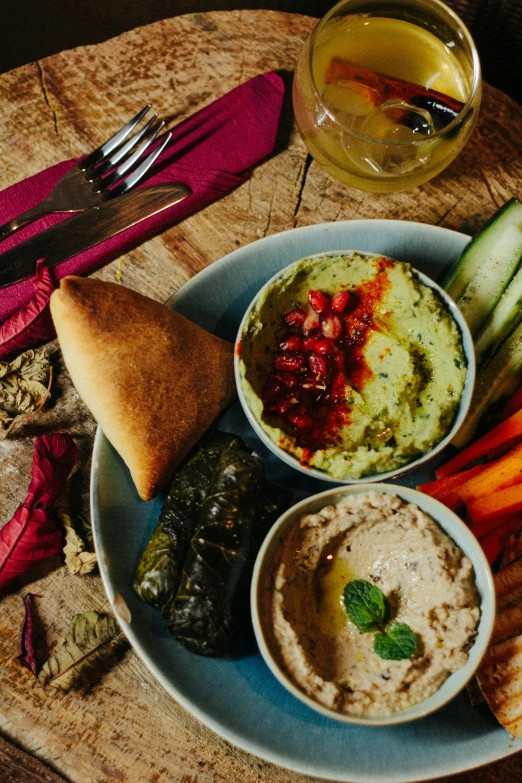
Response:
[0,182,191,288]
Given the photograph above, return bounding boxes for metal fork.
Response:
[0,105,171,241]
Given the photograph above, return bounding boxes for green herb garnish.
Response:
[374,622,418,660]
[343,580,417,661]
[343,579,389,633]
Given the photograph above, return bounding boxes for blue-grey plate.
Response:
[91,220,522,783]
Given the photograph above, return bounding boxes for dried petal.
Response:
[16,593,42,675]
[0,263,56,361]
[39,611,122,692]
[0,434,78,590]
[0,347,53,436]
[60,510,97,576]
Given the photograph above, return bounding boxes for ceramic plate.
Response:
[91,220,522,783]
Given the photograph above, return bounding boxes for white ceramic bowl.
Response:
[251,483,495,727]
[234,249,475,484]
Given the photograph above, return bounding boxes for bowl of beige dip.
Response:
[251,484,494,726]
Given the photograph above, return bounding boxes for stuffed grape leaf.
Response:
[133,431,292,657]
[132,431,237,613]
[166,438,265,655]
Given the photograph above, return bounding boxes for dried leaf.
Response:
[0,433,78,590]
[60,510,97,575]
[0,346,53,435]
[0,263,56,361]
[39,611,121,692]
[16,593,42,674]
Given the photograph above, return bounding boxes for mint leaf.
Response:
[343,580,389,633]
[374,622,418,660]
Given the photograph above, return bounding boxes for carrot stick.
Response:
[418,465,485,497]
[417,465,486,511]
[459,442,522,503]
[435,408,522,478]
[479,514,522,566]
[503,385,522,420]
[471,508,522,540]
[467,483,522,526]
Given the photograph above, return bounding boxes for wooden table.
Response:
[1,10,522,783]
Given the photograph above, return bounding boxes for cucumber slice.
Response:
[444,198,522,303]
[475,264,522,367]
[453,319,522,448]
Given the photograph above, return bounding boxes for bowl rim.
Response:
[250,482,495,727]
[234,248,476,484]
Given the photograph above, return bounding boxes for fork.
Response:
[0,105,171,241]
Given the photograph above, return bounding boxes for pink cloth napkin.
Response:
[0,72,285,357]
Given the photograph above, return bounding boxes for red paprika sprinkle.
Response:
[263,264,391,451]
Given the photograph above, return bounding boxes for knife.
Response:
[0,182,191,288]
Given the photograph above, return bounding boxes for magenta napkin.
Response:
[0,72,284,357]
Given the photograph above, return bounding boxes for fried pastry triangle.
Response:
[50,276,236,500]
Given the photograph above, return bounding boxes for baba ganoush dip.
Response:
[259,492,480,717]
[238,252,467,479]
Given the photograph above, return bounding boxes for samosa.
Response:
[50,276,235,500]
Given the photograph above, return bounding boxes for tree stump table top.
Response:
[1,10,522,783]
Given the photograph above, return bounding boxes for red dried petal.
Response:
[0,434,78,590]
[0,263,56,361]
[16,593,41,674]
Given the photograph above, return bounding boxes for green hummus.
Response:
[238,252,467,479]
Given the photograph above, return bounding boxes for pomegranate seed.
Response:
[279,334,302,352]
[267,391,301,415]
[331,290,350,313]
[284,308,306,326]
[308,289,330,314]
[315,338,334,355]
[262,381,283,401]
[321,314,343,340]
[274,352,305,372]
[302,309,321,335]
[275,372,298,388]
[300,375,327,392]
[288,410,313,430]
[302,336,318,352]
[309,353,328,377]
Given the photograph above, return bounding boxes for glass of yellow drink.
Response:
[293,0,481,192]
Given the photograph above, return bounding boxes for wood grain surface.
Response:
[1,10,522,783]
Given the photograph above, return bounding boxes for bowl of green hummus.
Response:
[234,250,475,483]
